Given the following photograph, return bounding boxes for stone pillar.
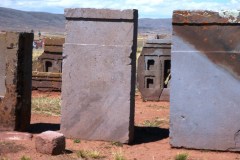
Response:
[61,8,138,143]
[0,32,33,131]
[170,10,240,151]
[137,38,171,101]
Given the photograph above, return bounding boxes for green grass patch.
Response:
[175,153,188,160]
[142,117,168,127]
[73,139,81,143]
[31,96,61,116]
[20,156,31,160]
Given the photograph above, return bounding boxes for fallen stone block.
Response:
[35,131,65,155]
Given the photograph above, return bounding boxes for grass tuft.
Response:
[175,153,188,160]
[113,151,127,160]
[20,156,31,160]
[76,150,105,159]
[142,117,168,127]
[111,141,123,147]
[73,139,81,143]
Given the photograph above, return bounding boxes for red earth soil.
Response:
[0,91,239,160]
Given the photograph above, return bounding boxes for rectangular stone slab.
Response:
[170,10,240,151]
[61,8,138,143]
[0,33,6,97]
[0,32,33,131]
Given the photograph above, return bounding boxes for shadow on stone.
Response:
[28,123,60,134]
[132,126,169,145]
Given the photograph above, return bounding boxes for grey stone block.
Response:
[61,8,138,143]
[170,10,240,151]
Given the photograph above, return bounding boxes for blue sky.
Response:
[1,0,240,18]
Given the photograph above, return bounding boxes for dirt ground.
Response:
[0,91,240,160]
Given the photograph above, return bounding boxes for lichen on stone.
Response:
[218,10,240,23]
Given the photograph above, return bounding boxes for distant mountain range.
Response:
[0,7,172,34]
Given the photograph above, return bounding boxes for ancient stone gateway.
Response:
[32,37,64,91]
[170,10,240,151]
[38,37,64,73]
[61,8,138,143]
[0,32,33,131]
[137,38,171,101]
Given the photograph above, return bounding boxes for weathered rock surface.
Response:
[170,10,240,151]
[0,32,33,131]
[35,131,65,155]
[61,8,138,143]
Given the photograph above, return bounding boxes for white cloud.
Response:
[0,0,240,18]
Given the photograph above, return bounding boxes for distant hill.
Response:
[0,7,65,33]
[139,18,172,34]
[0,7,172,34]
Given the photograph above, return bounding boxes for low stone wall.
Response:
[32,71,62,91]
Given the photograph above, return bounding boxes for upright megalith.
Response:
[61,8,138,143]
[0,32,33,131]
[170,10,240,151]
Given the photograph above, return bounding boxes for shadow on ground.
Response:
[133,126,169,145]
[28,123,60,134]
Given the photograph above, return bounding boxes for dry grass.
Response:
[76,150,105,159]
[32,48,44,71]
[32,48,44,62]
[146,104,169,110]
[31,95,61,116]
[141,117,169,127]
[175,153,189,160]
[112,150,127,160]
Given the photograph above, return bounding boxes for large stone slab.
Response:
[61,8,138,143]
[170,10,240,151]
[0,32,33,131]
